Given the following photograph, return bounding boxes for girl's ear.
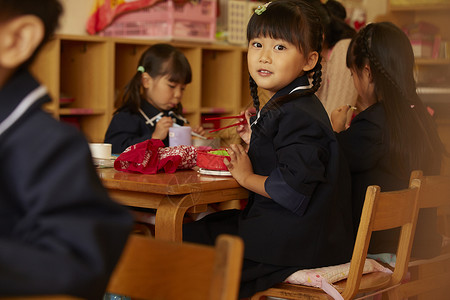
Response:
[0,15,44,69]
[364,64,373,82]
[141,72,152,88]
[302,51,319,72]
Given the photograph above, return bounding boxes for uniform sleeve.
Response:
[0,124,133,299]
[265,109,330,216]
[105,111,153,154]
[336,115,385,173]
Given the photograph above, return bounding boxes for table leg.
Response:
[154,188,248,242]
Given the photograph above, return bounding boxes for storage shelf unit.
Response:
[31,35,251,144]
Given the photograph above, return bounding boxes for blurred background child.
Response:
[105,43,204,154]
[331,22,446,259]
[307,0,358,116]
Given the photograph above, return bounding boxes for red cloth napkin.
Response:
[114,139,197,174]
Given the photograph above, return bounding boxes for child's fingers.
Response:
[235,144,246,154]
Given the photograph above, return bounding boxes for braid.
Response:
[309,55,323,94]
[360,26,411,103]
[249,75,260,111]
[356,22,447,176]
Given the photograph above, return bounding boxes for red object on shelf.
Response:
[60,116,81,130]
[98,0,217,42]
[66,108,94,115]
[86,0,161,34]
[59,97,75,107]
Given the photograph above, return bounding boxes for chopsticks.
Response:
[205,114,247,133]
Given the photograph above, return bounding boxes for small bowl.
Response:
[196,149,231,171]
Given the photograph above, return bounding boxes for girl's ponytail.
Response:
[116,70,144,114]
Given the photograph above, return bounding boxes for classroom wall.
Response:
[57,0,94,35]
[57,0,388,36]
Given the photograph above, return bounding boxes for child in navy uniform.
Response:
[331,22,446,259]
[0,1,133,299]
[105,43,204,154]
[183,0,354,297]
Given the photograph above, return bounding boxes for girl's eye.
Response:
[274,45,286,51]
[168,84,176,89]
[252,42,262,48]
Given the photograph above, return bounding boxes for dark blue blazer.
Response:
[0,69,133,299]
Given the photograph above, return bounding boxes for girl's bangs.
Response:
[247,6,303,50]
[162,59,192,84]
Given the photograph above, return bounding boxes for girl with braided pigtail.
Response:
[331,22,446,259]
[183,0,354,297]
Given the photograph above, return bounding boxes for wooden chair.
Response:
[388,170,450,300]
[106,233,244,300]
[250,179,422,300]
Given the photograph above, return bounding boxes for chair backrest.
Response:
[387,170,450,299]
[410,170,450,236]
[342,179,421,299]
[106,234,244,300]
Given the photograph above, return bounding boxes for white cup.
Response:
[89,143,112,159]
[169,126,192,147]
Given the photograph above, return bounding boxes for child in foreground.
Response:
[0,1,133,298]
[105,43,204,153]
[183,0,354,297]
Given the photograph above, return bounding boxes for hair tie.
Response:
[137,66,145,73]
[255,2,271,15]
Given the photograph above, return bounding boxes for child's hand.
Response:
[192,125,206,136]
[152,116,173,140]
[223,144,253,186]
[236,107,255,145]
[331,105,352,133]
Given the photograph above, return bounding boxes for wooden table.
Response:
[97,168,248,241]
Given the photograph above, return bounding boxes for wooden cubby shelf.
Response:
[31,35,250,144]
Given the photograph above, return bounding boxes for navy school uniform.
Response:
[104,99,187,154]
[183,76,354,298]
[0,68,134,299]
[336,102,442,258]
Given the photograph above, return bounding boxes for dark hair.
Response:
[307,0,355,49]
[325,0,347,20]
[346,22,445,176]
[247,0,324,112]
[0,0,63,67]
[116,43,192,114]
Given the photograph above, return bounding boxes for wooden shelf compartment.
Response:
[390,3,450,12]
[59,38,114,142]
[31,35,251,145]
[30,38,61,117]
[201,48,243,115]
[416,58,450,65]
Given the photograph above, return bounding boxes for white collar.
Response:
[289,85,311,94]
[0,85,47,137]
[250,85,310,128]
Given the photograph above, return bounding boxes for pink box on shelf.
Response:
[410,38,433,58]
[99,0,217,42]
